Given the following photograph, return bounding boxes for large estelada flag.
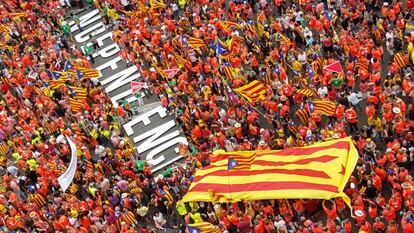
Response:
[234,80,266,103]
[181,138,358,206]
[187,222,219,233]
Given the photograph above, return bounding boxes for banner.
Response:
[58,136,78,192]
[181,138,358,206]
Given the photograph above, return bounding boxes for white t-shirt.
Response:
[274,219,287,232]
[318,86,328,98]
[298,52,307,64]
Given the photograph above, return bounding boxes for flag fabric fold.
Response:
[297,89,319,99]
[181,138,358,207]
[234,80,266,103]
[295,108,309,125]
[219,21,242,30]
[187,36,206,49]
[150,0,165,8]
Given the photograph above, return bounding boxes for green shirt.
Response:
[162,168,173,177]
[331,77,342,87]
[73,15,80,24]
[135,160,144,171]
[82,45,93,55]
[134,91,143,99]
[61,24,70,34]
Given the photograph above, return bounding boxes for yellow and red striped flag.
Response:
[0,24,9,33]
[222,66,235,81]
[234,80,266,103]
[219,21,242,30]
[173,52,191,70]
[150,0,165,8]
[187,36,206,49]
[278,33,291,44]
[69,65,100,78]
[187,222,219,233]
[208,189,235,204]
[295,108,309,125]
[8,12,27,18]
[67,86,88,99]
[393,52,407,69]
[181,138,358,207]
[244,24,257,35]
[0,143,9,156]
[308,100,336,116]
[354,57,369,71]
[297,89,319,99]
[68,98,83,112]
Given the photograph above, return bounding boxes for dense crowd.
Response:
[0,0,414,232]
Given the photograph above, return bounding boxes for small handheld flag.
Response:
[76,70,84,80]
[325,61,343,73]
[187,226,201,233]
[64,61,74,72]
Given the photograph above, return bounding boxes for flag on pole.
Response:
[295,108,309,125]
[187,222,219,233]
[75,70,84,80]
[163,68,180,79]
[187,36,206,49]
[180,35,188,46]
[69,65,100,78]
[324,61,343,73]
[149,0,165,8]
[219,21,242,30]
[324,10,333,22]
[354,57,369,71]
[131,81,146,93]
[230,36,243,49]
[308,100,336,116]
[0,24,9,33]
[68,98,83,112]
[67,86,88,99]
[173,52,190,70]
[393,53,407,69]
[222,62,235,81]
[244,23,257,35]
[181,138,359,208]
[50,71,71,81]
[234,80,266,103]
[297,89,319,99]
[211,38,230,57]
[64,61,74,72]
[277,33,291,44]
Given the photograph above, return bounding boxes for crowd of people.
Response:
[0,0,414,232]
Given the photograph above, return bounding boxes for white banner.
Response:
[58,136,78,192]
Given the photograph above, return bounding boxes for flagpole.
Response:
[216,38,222,65]
[219,75,267,118]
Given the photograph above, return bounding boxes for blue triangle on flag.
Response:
[76,70,84,80]
[228,158,238,170]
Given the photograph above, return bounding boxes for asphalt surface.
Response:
[69,7,187,175]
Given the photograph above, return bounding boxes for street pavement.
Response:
[69,7,187,175]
